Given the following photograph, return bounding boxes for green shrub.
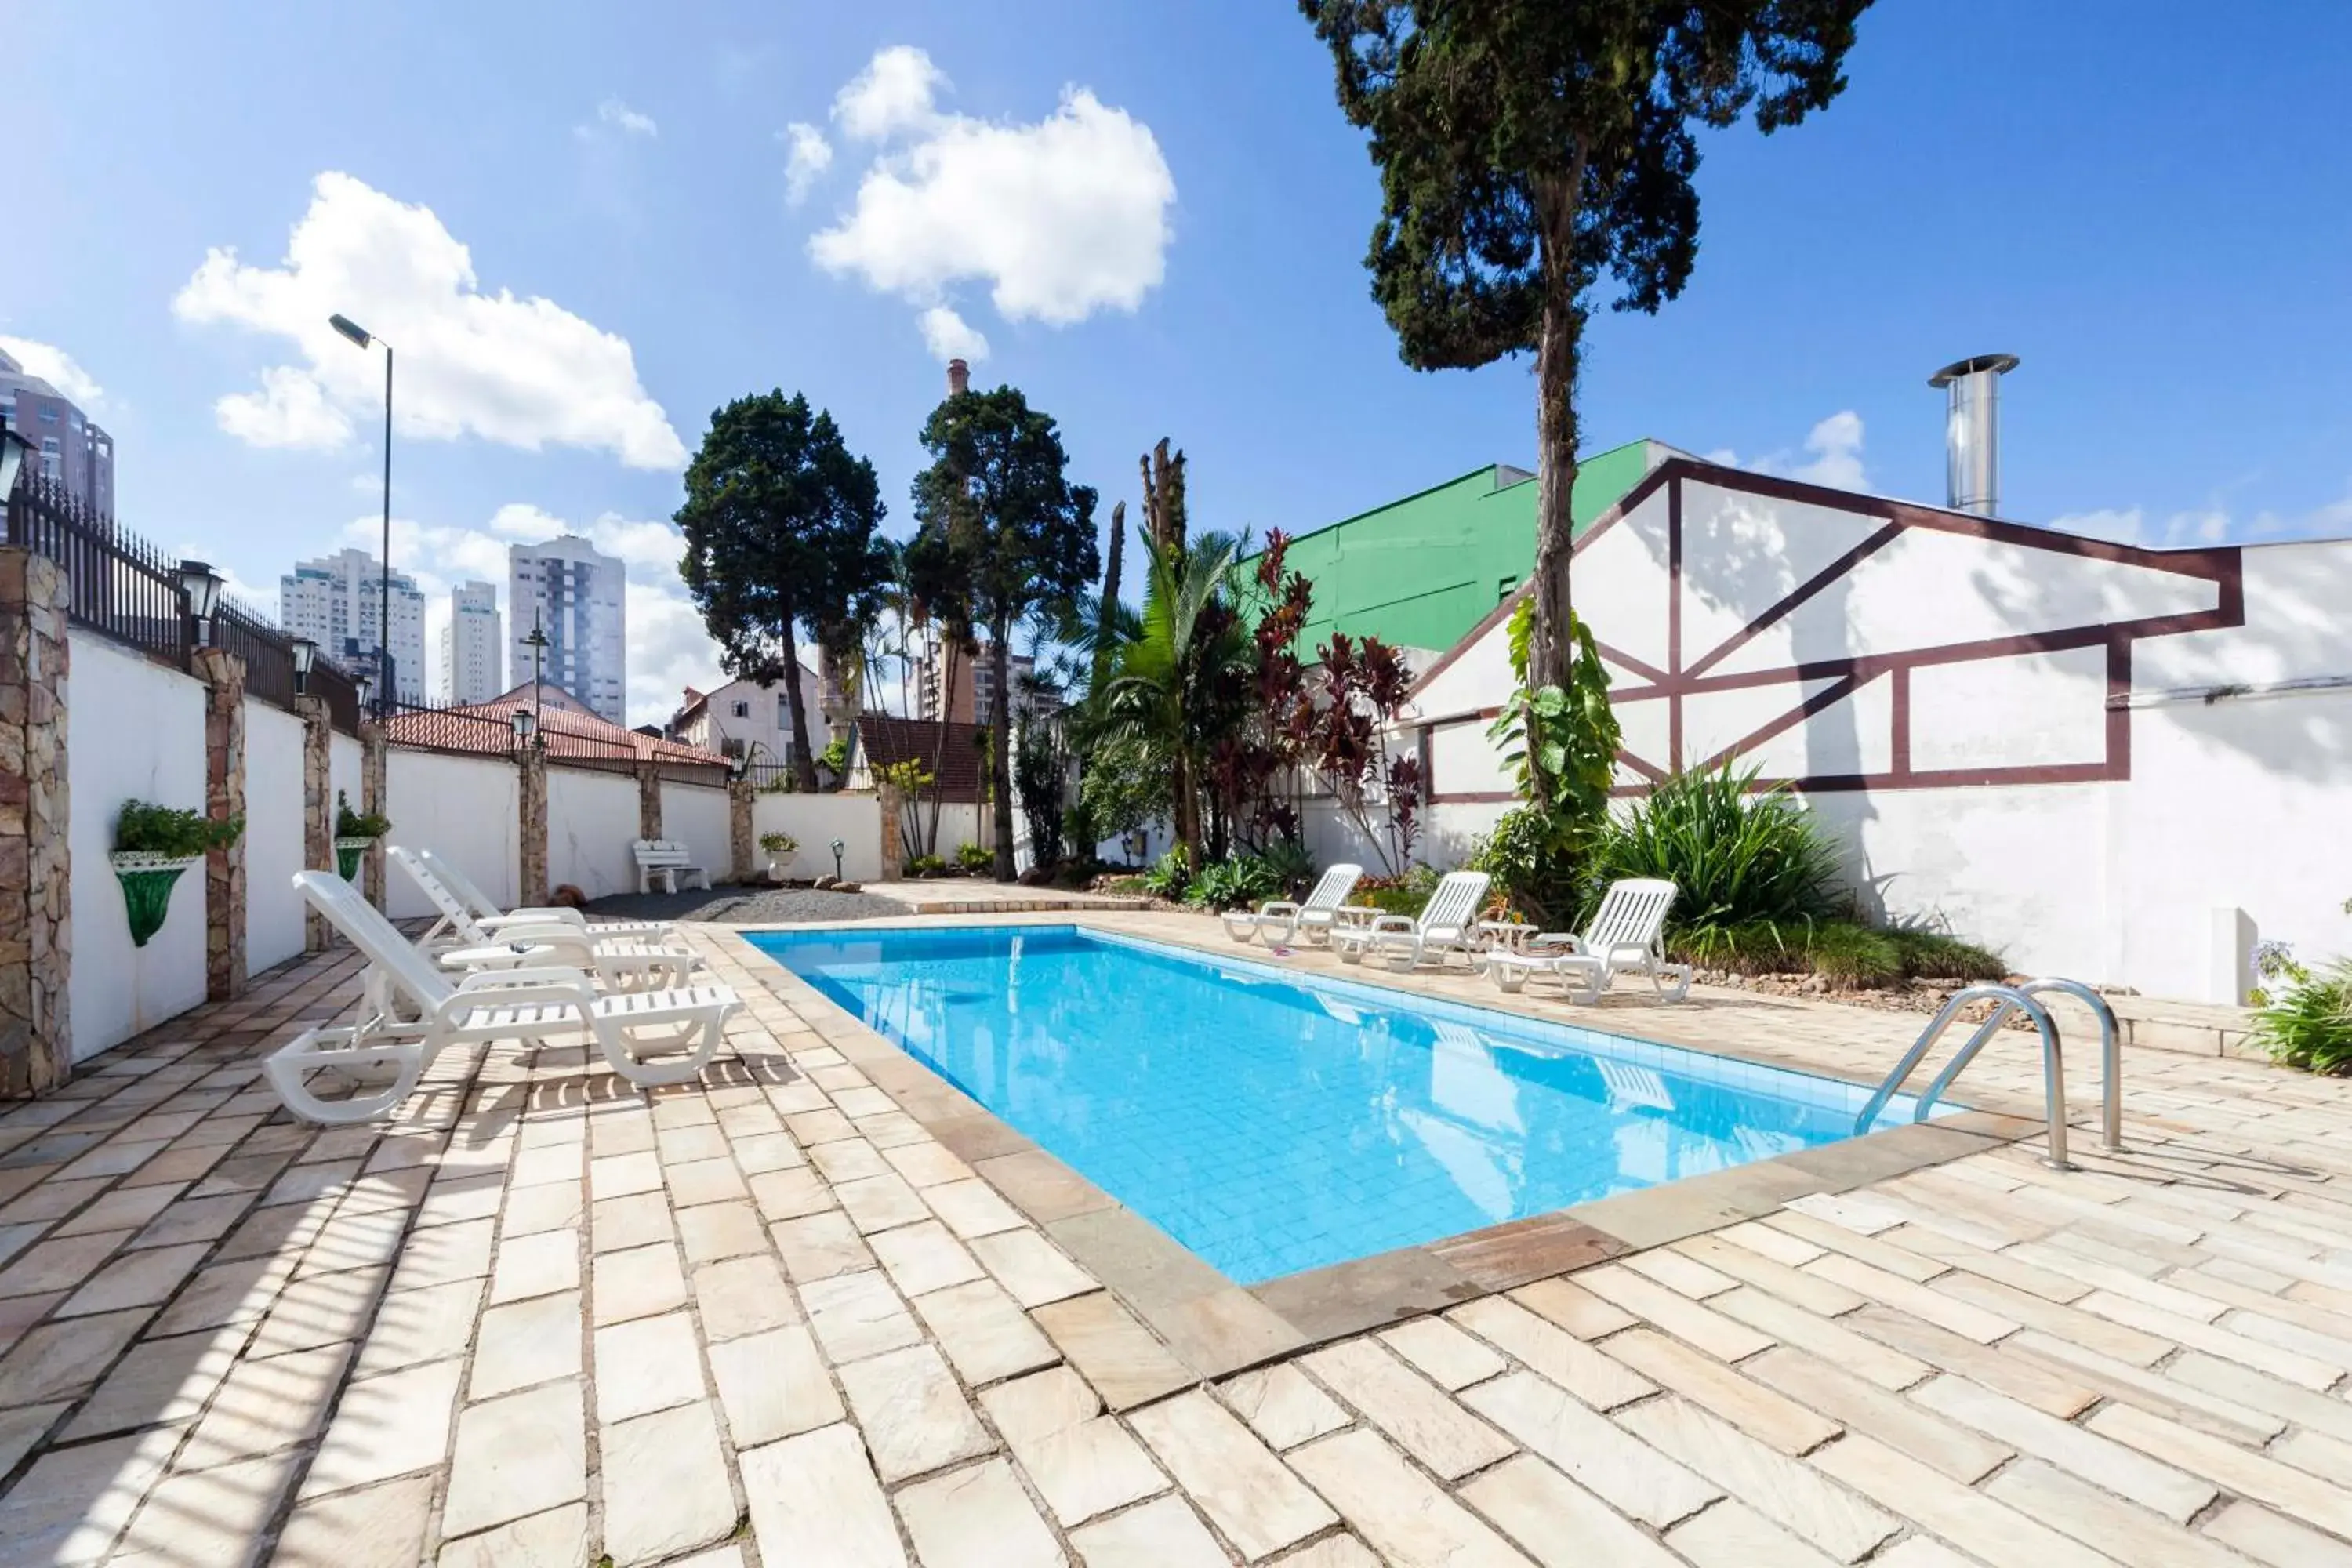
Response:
[1804,922,1905,989]
[1099,874,1149,896]
[818,736,849,775]
[906,853,948,877]
[758,831,798,857]
[954,842,994,873]
[2253,960,2352,1073]
[1586,760,1839,948]
[1889,928,2008,982]
[115,800,243,858]
[334,789,390,840]
[1469,804,1582,927]
[1356,863,1439,920]
[1140,847,1191,898]
[1185,855,1292,913]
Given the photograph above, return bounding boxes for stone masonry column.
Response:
[194,648,247,1002]
[293,694,333,951]
[636,760,662,842]
[0,548,70,1097]
[876,781,905,882]
[728,777,755,884]
[359,719,388,910]
[518,748,549,906]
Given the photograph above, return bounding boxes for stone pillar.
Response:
[0,548,70,1098]
[294,695,333,951]
[728,778,755,884]
[194,648,247,1002]
[518,748,549,906]
[876,782,905,882]
[359,720,388,910]
[637,760,663,842]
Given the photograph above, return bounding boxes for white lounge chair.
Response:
[1221,863,1367,946]
[415,847,682,946]
[264,871,739,1124]
[1486,877,1693,1004]
[391,847,704,991]
[1330,871,1492,971]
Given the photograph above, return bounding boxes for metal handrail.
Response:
[1909,978,2123,1155]
[1854,982,2073,1169]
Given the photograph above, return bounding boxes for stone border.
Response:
[713,913,2047,1385]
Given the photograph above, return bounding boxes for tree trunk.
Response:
[923,638,958,858]
[1095,500,1125,690]
[990,625,1017,880]
[779,609,819,792]
[1524,169,1585,706]
[1174,749,1202,870]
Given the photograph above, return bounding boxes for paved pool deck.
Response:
[2,906,2350,1567]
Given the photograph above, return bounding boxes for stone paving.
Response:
[2,910,2351,1566]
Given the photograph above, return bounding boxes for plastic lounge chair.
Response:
[264,871,739,1124]
[1330,871,1492,971]
[1221,864,1366,946]
[1487,877,1693,1004]
[391,847,705,990]
[414,847,681,946]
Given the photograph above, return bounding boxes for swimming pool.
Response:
[751,925,1951,1284]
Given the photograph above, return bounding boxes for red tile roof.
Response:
[383,682,728,768]
[855,712,989,802]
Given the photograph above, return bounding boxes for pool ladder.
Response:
[1853,978,2122,1171]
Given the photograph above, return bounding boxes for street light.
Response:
[291,637,317,695]
[329,311,394,714]
[523,613,550,744]
[178,559,224,648]
[511,707,537,750]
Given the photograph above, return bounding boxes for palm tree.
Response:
[1082,532,1253,869]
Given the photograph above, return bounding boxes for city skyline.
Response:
[278,546,428,705]
[439,580,503,704]
[508,532,627,724]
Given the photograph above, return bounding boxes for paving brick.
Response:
[1462,1453,1684,1567]
[1127,1388,1337,1559]
[469,1289,582,1399]
[836,1342,993,1483]
[1289,1428,1534,1568]
[299,1356,463,1494]
[601,1399,739,1566]
[181,1341,354,1471]
[911,1276,1058,1385]
[707,1324,842,1446]
[980,1367,1167,1526]
[271,1473,437,1568]
[739,1422,907,1568]
[593,1241,688,1325]
[1462,1372,1715,1530]
[441,1379,589,1537]
[1304,1338,1515,1480]
[802,1269,924,1364]
[692,1251,800,1341]
[895,1457,1064,1568]
[1033,1291,1193,1411]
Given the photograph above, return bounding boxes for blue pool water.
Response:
[750,925,1947,1284]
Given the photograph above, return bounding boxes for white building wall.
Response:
[546,767,641,899]
[1408,464,2352,1001]
[67,632,209,1060]
[382,752,520,919]
[659,781,731,881]
[243,699,308,974]
[752,793,885,884]
[441,582,503,704]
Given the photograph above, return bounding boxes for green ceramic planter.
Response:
[108,853,202,948]
[334,836,376,880]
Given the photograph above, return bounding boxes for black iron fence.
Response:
[5,474,191,672]
[2,473,363,731]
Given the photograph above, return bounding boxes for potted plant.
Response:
[759,830,799,884]
[334,790,390,879]
[110,800,242,947]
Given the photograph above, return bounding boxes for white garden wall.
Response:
[547,767,641,900]
[383,750,520,918]
[67,631,209,1060]
[243,698,307,974]
[659,780,731,882]
[1407,459,2352,1001]
[753,792,884,883]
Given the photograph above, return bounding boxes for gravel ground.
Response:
[579,885,908,924]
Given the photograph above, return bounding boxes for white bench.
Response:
[633,839,711,895]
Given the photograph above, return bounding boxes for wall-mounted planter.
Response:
[108,852,203,948]
[333,836,377,880]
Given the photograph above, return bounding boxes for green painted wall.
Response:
[1244,438,1664,655]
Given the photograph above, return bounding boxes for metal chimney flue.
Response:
[1928,354,2018,517]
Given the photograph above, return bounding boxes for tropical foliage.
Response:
[114,800,243,859]
[334,789,390,840]
[2254,958,2352,1074]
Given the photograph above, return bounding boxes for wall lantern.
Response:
[179,560,225,648]
[290,637,317,695]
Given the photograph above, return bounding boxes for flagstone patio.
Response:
[3,908,2351,1567]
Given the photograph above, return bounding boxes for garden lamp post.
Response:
[522,614,550,743]
[511,706,537,750]
[178,559,223,649]
[291,637,317,695]
[831,838,845,880]
[328,311,394,713]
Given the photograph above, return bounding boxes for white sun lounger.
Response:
[414,846,682,946]
[1220,863,1368,946]
[1487,877,1693,1004]
[391,846,705,991]
[264,871,739,1124]
[1330,871,1492,971]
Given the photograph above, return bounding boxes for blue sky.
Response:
[9,2,2351,722]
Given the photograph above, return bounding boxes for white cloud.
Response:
[173,172,687,469]
[918,305,989,365]
[782,123,833,205]
[832,45,947,140]
[597,98,659,138]
[0,336,106,409]
[808,49,1175,358]
[2049,491,2352,549]
[368,501,709,723]
[215,366,355,450]
[1708,411,1871,493]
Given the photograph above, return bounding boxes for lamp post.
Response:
[511,706,538,750]
[328,312,393,714]
[0,416,31,507]
[354,668,374,718]
[290,637,317,695]
[523,613,550,746]
[178,559,224,649]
